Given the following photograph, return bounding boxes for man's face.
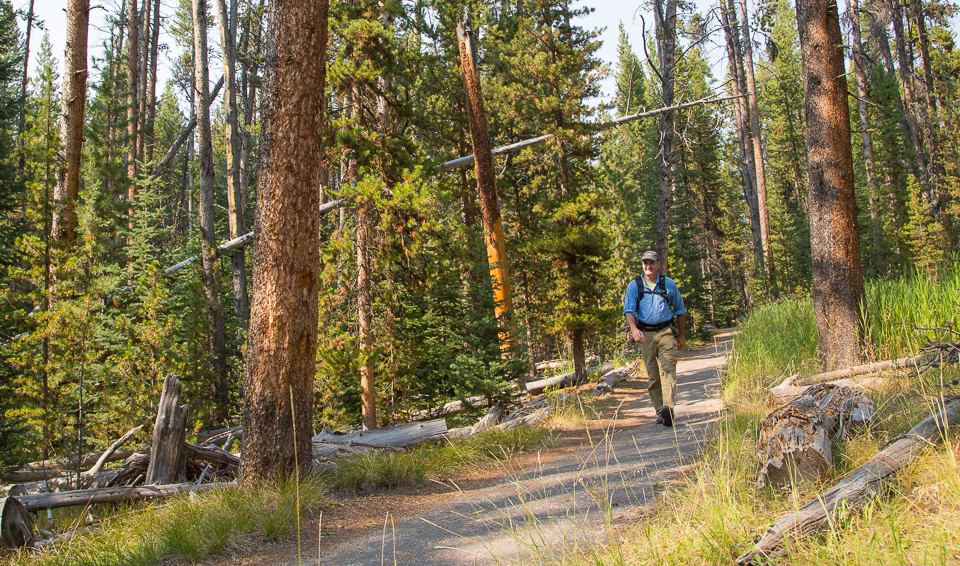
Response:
[642,259,660,279]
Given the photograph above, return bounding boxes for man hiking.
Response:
[623,251,686,427]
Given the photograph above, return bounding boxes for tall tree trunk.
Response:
[217,0,250,321]
[145,0,160,162]
[51,0,89,245]
[137,0,151,164]
[16,0,34,178]
[849,0,885,268]
[456,13,520,384]
[654,0,677,273]
[889,0,928,186]
[192,0,229,423]
[241,0,328,484]
[796,0,867,370]
[357,197,376,430]
[720,0,763,271]
[125,0,139,231]
[911,0,940,207]
[738,0,778,298]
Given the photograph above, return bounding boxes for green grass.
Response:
[7,478,324,566]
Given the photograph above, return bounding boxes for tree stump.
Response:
[145,374,190,485]
[757,383,873,488]
[0,496,37,549]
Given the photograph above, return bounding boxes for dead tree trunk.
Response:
[719,0,763,272]
[192,0,230,422]
[125,0,139,224]
[456,12,520,381]
[848,0,885,268]
[737,0,777,297]
[756,384,873,488]
[145,0,160,162]
[216,0,250,321]
[145,375,189,485]
[50,0,89,245]
[796,0,867,370]
[653,0,678,272]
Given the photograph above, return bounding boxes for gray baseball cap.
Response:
[641,251,659,262]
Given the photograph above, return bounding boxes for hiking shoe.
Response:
[659,406,674,427]
[655,414,664,424]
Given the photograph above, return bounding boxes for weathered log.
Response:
[145,374,189,485]
[594,364,639,395]
[471,404,504,435]
[525,362,615,396]
[3,470,121,497]
[109,452,151,487]
[770,354,926,394]
[11,482,234,513]
[757,384,874,488]
[0,496,37,549]
[311,419,448,448]
[183,442,239,471]
[738,399,960,564]
[495,407,550,430]
[3,449,136,484]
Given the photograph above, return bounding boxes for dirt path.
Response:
[203,329,733,566]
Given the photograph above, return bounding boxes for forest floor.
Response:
[189,329,733,566]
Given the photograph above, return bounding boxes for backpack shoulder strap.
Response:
[633,275,644,314]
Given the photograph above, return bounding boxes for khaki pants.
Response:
[639,328,679,411]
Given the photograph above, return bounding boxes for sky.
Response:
[16,0,725,109]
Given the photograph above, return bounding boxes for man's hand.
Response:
[632,328,644,343]
[678,335,686,349]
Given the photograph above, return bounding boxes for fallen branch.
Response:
[738,399,960,564]
[311,419,448,448]
[594,363,639,395]
[86,426,143,477]
[3,450,136,484]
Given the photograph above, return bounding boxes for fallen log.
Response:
[471,404,504,435]
[3,450,136,484]
[526,362,615,396]
[738,399,960,565]
[183,443,239,471]
[145,374,189,485]
[770,354,926,394]
[108,452,151,487]
[0,496,37,549]
[594,364,639,395]
[195,426,243,445]
[757,384,873,488]
[311,419,448,448]
[10,482,234,513]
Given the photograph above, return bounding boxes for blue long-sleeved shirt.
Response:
[622,275,686,325]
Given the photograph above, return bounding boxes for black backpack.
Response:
[633,273,672,314]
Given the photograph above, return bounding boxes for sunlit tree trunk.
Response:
[796,0,867,370]
[51,0,89,245]
[125,0,139,214]
[241,0,328,484]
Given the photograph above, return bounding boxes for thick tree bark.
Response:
[240,0,328,484]
[653,0,677,273]
[849,0,885,267]
[192,0,230,423]
[51,0,89,245]
[796,0,867,370]
[738,0,778,297]
[719,0,763,271]
[217,0,250,321]
[456,13,520,379]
